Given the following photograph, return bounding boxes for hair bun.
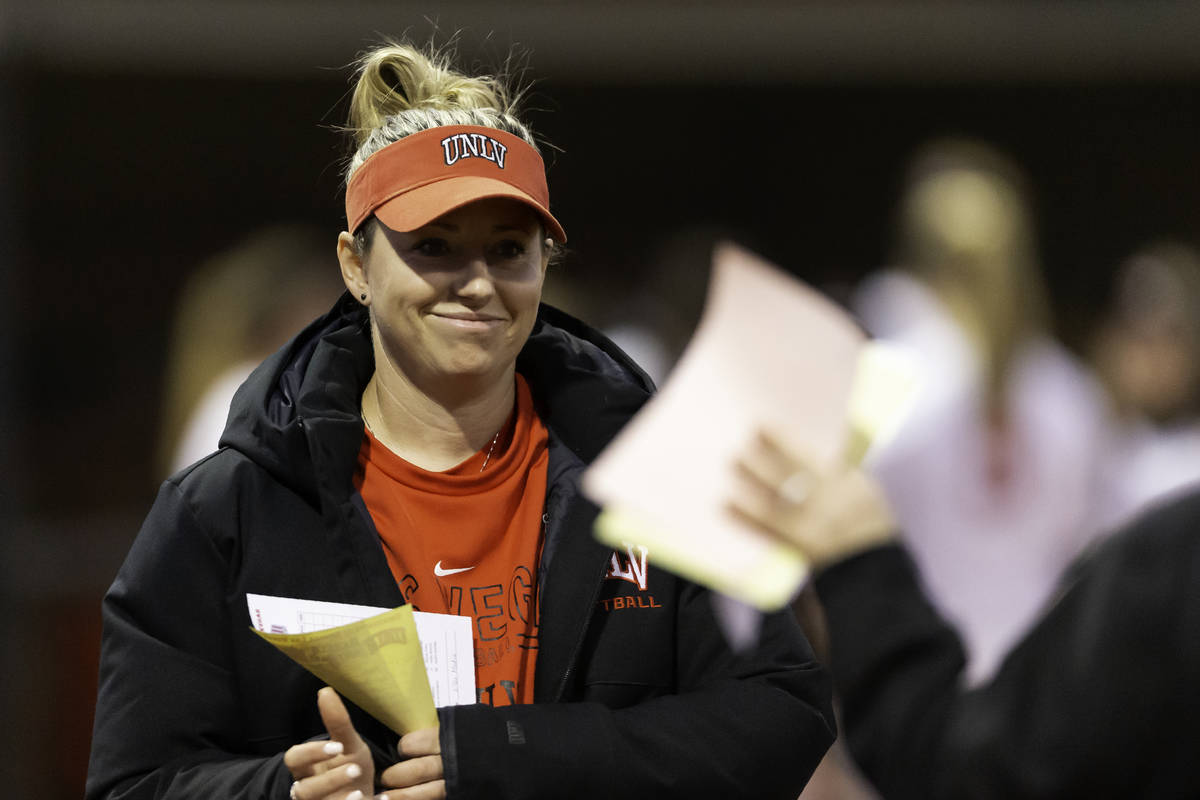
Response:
[348,43,511,148]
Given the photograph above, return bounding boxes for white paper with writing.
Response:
[247,593,474,707]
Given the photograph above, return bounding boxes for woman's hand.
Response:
[378,727,445,800]
[284,687,376,800]
[730,431,897,571]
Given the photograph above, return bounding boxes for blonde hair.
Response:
[344,42,540,182]
[894,138,1050,425]
[157,225,342,475]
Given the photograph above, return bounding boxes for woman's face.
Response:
[344,198,549,395]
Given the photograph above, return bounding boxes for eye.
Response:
[491,239,527,260]
[411,237,450,257]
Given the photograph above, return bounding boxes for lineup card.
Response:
[247,593,474,708]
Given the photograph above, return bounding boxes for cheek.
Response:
[369,279,437,352]
[378,269,440,313]
[514,284,545,329]
[502,266,546,314]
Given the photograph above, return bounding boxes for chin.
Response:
[436,353,509,381]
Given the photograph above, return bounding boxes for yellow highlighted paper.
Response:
[845,340,920,467]
[253,605,437,734]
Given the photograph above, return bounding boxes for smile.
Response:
[429,313,506,332]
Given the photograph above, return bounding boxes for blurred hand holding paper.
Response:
[584,243,867,609]
[585,244,917,611]
[246,593,474,734]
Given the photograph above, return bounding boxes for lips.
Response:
[430,311,506,331]
[435,311,503,322]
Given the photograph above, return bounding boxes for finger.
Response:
[284,740,347,777]
[755,431,823,499]
[397,727,441,758]
[728,497,781,540]
[753,430,811,479]
[381,755,444,789]
[727,497,814,553]
[733,448,791,526]
[318,687,364,749]
[738,430,818,495]
[733,450,780,497]
[377,779,447,800]
[776,469,816,507]
[290,762,365,800]
[733,455,820,537]
[755,429,806,466]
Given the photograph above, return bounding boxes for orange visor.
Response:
[344,124,566,242]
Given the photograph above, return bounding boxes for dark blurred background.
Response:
[1,1,1198,796]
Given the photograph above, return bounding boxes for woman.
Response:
[86,43,834,800]
[851,138,1111,685]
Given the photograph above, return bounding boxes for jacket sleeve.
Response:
[438,582,835,800]
[813,496,1200,800]
[86,480,295,800]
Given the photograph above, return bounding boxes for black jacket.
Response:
[87,294,835,800]
[815,488,1200,799]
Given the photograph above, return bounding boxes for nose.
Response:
[451,254,496,304]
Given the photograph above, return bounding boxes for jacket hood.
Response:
[218,291,655,506]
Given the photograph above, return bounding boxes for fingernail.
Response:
[346,792,363,800]
[377,795,389,800]
[346,764,362,779]
[323,741,343,756]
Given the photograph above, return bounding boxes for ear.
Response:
[337,231,369,303]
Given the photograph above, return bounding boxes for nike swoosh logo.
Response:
[434,561,476,577]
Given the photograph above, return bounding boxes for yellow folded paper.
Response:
[253,604,437,734]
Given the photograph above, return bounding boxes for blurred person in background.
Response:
[158,225,343,475]
[851,138,1113,685]
[1091,240,1200,527]
[729,430,1200,799]
[86,41,834,800]
[596,227,723,387]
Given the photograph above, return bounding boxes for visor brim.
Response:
[372,176,567,243]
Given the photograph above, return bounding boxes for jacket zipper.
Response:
[553,520,611,703]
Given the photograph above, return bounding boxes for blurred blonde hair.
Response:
[157,225,340,475]
[894,138,1051,423]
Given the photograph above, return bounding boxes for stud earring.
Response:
[360,293,367,301]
